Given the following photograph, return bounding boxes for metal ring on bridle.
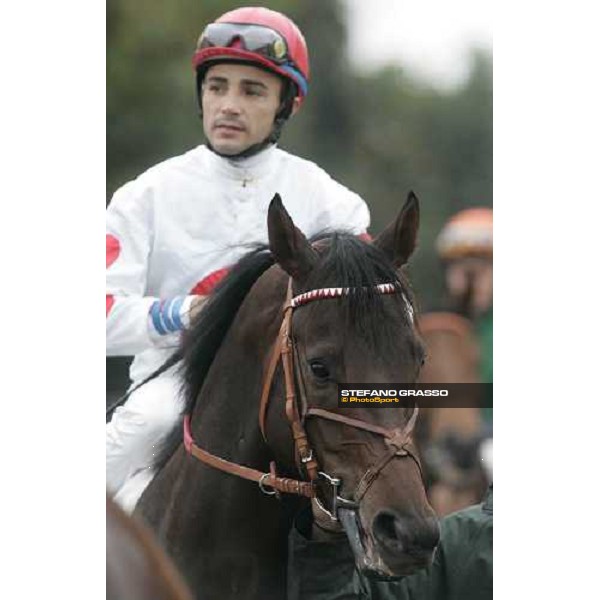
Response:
[258,473,277,496]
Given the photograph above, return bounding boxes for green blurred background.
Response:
[107,0,492,392]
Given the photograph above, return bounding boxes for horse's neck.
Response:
[190,273,294,470]
[190,317,273,463]
[169,361,291,600]
[163,287,295,598]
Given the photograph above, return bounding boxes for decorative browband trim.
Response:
[290,283,397,308]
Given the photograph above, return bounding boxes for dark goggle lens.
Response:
[198,23,289,64]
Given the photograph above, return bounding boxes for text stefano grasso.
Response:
[340,389,450,397]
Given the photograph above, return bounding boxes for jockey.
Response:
[436,207,493,319]
[106,7,370,511]
[436,207,493,423]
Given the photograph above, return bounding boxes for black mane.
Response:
[151,233,416,470]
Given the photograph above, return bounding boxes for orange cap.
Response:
[436,208,493,260]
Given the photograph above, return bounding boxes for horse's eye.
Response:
[309,360,330,381]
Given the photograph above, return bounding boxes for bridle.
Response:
[183,278,422,520]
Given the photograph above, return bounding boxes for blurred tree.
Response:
[282,0,355,173]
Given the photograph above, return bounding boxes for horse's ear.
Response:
[373,191,420,267]
[268,194,318,281]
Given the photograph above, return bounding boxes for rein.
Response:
[182,279,421,518]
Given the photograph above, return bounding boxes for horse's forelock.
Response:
[303,234,417,348]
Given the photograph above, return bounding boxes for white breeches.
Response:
[106,375,184,512]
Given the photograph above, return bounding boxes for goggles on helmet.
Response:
[198,22,293,66]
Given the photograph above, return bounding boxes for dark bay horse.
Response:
[136,193,439,599]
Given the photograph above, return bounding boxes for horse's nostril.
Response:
[373,511,440,555]
[373,511,403,548]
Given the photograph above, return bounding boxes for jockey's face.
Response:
[202,63,283,155]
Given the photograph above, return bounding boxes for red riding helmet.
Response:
[192,7,310,103]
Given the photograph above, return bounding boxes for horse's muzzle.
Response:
[338,508,439,579]
[371,510,440,573]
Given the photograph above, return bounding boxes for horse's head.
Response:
[263,193,439,579]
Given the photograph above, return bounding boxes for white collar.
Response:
[202,144,278,183]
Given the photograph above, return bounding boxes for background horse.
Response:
[107,494,193,600]
[135,193,439,600]
[416,312,489,516]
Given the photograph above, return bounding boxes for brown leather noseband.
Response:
[183,279,421,519]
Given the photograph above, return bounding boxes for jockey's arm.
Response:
[309,166,371,239]
[106,180,202,357]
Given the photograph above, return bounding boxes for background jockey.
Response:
[436,207,493,423]
[106,6,370,511]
